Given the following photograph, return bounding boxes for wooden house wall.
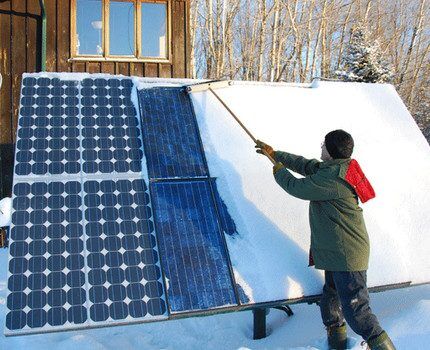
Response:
[0,0,191,198]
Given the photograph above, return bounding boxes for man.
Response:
[256,130,395,350]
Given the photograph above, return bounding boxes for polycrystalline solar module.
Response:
[138,87,208,179]
[137,86,240,313]
[6,74,167,335]
[150,180,237,313]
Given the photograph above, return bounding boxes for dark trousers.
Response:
[319,270,383,341]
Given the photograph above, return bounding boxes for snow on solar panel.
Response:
[6,74,167,335]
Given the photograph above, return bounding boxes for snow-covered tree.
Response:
[414,82,430,143]
[336,26,393,83]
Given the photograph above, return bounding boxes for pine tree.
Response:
[336,26,393,83]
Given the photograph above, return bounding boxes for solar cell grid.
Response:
[7,180,87,331]
[151,180,237,313]
[138,87,208,179]
[15,76,143,179]
[82,178,166,322]
[15,77,81,177]
[81,78,142,175]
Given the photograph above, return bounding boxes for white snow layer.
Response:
[0,198,12,228]
[190,81,430,302]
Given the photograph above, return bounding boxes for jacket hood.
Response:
[339,159,376,203]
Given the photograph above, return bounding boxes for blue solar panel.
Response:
[81,78,143,175]
[138,88,208,179]
[7,181,87,331]
[150,180,237,313]
[83,179,166,321]
[16,77,81,176]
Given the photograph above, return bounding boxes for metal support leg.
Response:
[253,308,267,340]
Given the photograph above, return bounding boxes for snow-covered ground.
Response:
[0,245,428,349]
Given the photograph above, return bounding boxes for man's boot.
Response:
[367,331,396,350]
[327,323,347,350]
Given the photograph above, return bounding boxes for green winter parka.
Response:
[273,151,370,271]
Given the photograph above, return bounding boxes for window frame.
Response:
[70,0,171,63]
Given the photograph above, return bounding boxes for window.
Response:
[72,0,170,61]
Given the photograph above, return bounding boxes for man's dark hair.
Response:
[325,130,354,159]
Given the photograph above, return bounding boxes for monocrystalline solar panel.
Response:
[81,78,143,175]
[16,77,81,176]
[150,180,238,313]
[6,74,167,335]
[83,179,166,322]
[8,180,87,331]
[138,87,208,179]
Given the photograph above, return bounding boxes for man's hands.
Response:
[272,162,284,174]
[255,140,285,173]
[255,140,275,158]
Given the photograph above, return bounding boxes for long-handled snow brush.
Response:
[186,80,276,165]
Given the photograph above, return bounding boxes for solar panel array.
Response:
[7,76,167,335]
[7,75,241,336]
